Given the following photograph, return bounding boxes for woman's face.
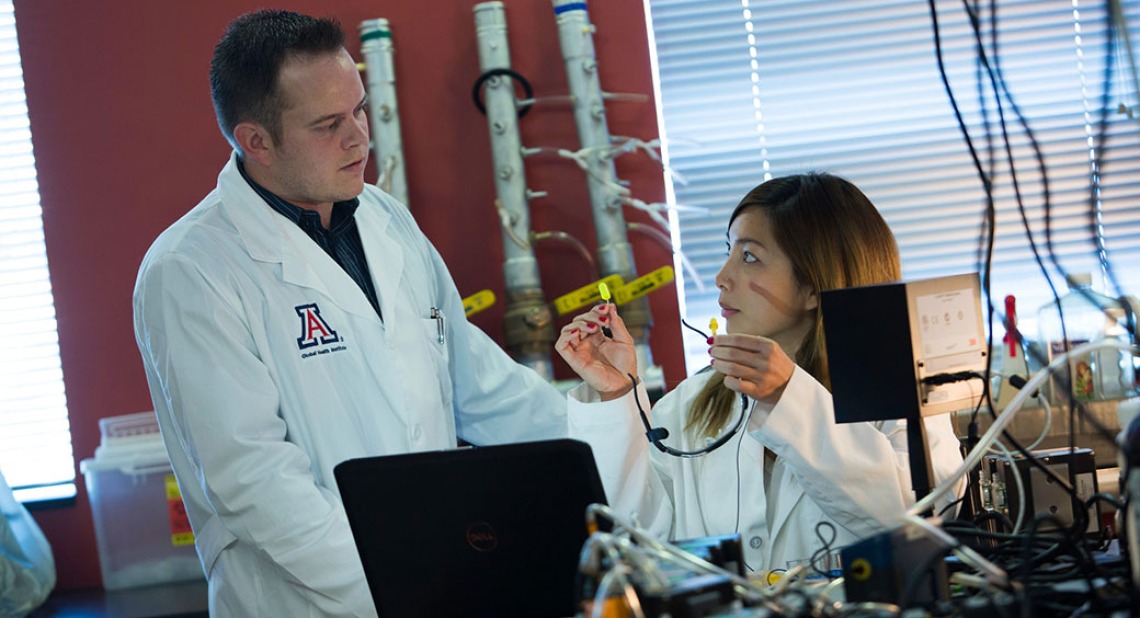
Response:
[714,208,817,355]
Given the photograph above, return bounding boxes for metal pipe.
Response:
[359,19,410,208]
[474,2,555,380]
[551,0,662,392]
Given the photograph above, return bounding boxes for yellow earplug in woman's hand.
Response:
[598,283,614,338]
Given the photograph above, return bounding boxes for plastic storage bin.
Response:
[79,412,203,590]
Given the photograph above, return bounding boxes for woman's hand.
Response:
[554,303,639,401]
[709,333,796,403]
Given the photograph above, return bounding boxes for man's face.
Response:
[264,48,369,208]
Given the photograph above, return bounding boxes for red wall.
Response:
[14,0,684,590]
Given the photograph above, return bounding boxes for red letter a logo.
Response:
[295,303,340,349]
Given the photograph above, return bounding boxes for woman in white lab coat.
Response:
[558,173,966,573]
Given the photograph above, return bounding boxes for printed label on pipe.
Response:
[613,266,675,305]
[553,274,625,315]
[462,290,497,317]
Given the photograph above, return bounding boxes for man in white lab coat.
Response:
[133,10,567,616]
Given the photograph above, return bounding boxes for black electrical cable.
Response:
[808,521,838,579]
[682,318,756,571]
[1021,512,1109,616]
[970,0,1061,301]
[973,509,1015,534]
[955,0,1099,461]
[965,0,1066,450]
[963,10,1092,535]
[958,2,1134,452]
[1086,3,1129,302]
[960,0,1067,363]
[928,0,992,194]
[628,372,748,459]
[471,67,534,118]
[925,507,1128,615]
[1030,2,1138,378]
[968,0,997,306]
[929,0,998,358]
[962,0,1124,487]
[938,495,965,519]
[971,0,998,277]
[943,512,1014,552]
[928,7,1002,506]
[680,318,710,340]
[935,4,1126,559]
[921,371,986,386]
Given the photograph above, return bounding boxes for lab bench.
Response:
[28,580,207,618]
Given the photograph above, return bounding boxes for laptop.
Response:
[334,438,608,618]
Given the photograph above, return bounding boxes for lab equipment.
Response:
[1036,272,1136,404]
[982,447,1100,535]
[822,272,986,504]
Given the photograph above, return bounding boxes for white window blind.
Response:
[648,0,1140,375]
[0,0,76,503]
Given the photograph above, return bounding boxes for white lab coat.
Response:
[567,366,965,572]
[133,154,568,617]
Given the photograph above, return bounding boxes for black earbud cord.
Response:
[627,319,749,458]
[627,372,748,459]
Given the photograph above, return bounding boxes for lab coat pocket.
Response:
[417,316,450,362]
[418,316,453,405]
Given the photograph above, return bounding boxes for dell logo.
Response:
[466,522,499,552]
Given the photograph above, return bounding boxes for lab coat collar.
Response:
[215,152,401,322]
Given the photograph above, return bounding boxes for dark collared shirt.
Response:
[238,160,382,319]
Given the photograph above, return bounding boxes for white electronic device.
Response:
[822,272,987,424]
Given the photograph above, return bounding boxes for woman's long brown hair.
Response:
[687,173,902,438]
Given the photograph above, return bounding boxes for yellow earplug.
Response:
[597,283,614,337]
[709,317,718,337]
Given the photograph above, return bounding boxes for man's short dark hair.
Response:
[210,10,346,153]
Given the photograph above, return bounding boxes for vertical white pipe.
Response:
[359,19,410,208]
[552,0,661,391]
[474,2,554,379]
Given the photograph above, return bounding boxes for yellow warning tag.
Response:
[613,266,675,305]
[553,274,625,316]
[462,289,496,317]
[165,474,195,546]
